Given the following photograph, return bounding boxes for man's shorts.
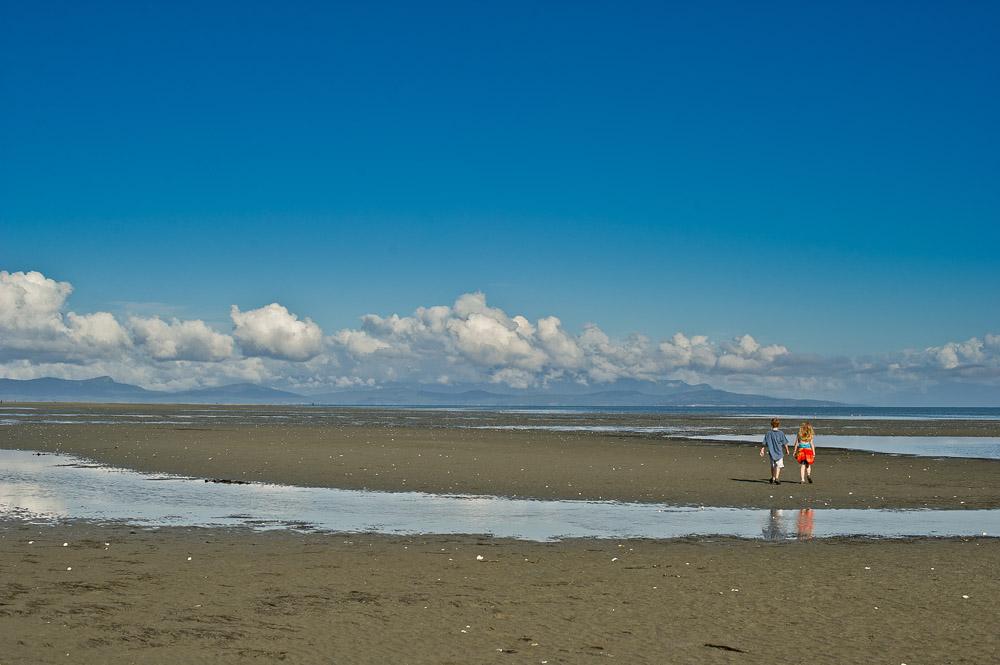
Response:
[770,457,784,469]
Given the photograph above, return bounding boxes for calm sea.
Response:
[408,405,1000,421]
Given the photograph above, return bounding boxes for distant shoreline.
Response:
[5,400,1000,419]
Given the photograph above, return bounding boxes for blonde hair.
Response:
[799,422,814,441]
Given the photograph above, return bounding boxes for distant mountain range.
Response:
[0,377,302,404]
[0,376,842,407]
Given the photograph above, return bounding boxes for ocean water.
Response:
[402,406,1000,420]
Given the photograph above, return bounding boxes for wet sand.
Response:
[1,522,997,665]
[2,407,999,509]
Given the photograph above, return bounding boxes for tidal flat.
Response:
[1,403,999,663]
[3,403,999,509]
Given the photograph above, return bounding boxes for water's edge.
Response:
[2,450,997,542]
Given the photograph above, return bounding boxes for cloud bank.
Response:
[1,269,998,404]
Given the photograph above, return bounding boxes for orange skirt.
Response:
[796,448,815,465]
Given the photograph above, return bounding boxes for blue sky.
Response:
[1,2,999,403]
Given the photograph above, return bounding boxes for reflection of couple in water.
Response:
[760,418,817,484]
[763,508,815,540]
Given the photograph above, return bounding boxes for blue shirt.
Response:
[763,429,788,461]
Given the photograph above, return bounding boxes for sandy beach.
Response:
[1,523,997,665]
[2,404,999,663]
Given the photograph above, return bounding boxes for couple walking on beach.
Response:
[760,418,815,485]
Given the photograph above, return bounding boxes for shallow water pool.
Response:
[686,434,1000,460]
[1,450,996,541]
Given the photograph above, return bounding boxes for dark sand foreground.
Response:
[1,522,997,665]
[2,405,999,663]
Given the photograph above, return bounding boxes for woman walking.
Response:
[793,421,816,483]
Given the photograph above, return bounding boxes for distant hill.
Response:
[0,376,842,407]
[0,376,161,402]
[169,383,303,403]
[0,377,302,404]
[309,381,842,407]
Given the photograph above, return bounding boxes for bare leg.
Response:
[800,463,806,483]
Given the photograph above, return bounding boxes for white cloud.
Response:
[0,270,130,357]
[575,326,657,382]
[328,293,786,387]
[231,303,324,361]
[130,316,235,361]
[659,333,717,369]
[925,337,986,370]
[716,334,789,372]
[65,312,131,351]
[448,311,547,369]
[536,316,585,369]
[489,367,537,389]
[3,268,1000,403]
[332,329,390,356]
[0,270,71,333]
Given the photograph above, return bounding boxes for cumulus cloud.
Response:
[0,270,322,390]
[716,334,789,372]
[3,268,1000,403]
[66,311,132,351]
[324,293,1000,402]
[0,270,72,333]
[231,303,324,361]
[0,270,130,357]
[536,316,585,368]
[659,333,716,369]
[130,316,235,361]
[924,337,988,370]
[326,292,792,388]
[331,329,391,356]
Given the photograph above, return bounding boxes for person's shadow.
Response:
[730,478,773,484]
